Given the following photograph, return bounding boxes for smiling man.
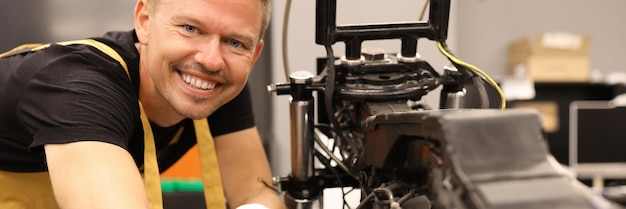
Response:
[0,0,285,208]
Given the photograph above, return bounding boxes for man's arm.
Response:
[45,141,149,209]
[214,127,286,209]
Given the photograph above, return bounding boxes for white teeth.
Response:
[181,73,216,90]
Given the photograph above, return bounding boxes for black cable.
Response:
[322,45,361,164]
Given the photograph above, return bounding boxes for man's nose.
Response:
[194,37,225,71]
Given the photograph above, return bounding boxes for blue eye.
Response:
[183,25,196,33]
[228,39,241,48]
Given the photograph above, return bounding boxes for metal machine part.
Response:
[284,71,320,209]
[289,71,315,182]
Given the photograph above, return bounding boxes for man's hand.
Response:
[214,127,286,209]
[236,203,270,209]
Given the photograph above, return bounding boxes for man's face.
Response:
[136,0,264,119]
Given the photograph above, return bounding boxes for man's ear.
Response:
[134,0,150,44]
[251,40,265,65]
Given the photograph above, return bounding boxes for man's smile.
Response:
[180,72,218,90]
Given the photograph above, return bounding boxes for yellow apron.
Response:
[0,40,225,209]
[0,170,60,209]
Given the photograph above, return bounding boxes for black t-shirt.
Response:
[0,30,255,172]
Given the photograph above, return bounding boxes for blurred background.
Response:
[2,0,626,207]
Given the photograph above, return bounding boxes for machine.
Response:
[268,0,624,208]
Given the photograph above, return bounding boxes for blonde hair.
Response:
[148,0,271,39]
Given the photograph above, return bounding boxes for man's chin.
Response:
[175,107,216,120]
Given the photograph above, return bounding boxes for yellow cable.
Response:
[436,41,507,109]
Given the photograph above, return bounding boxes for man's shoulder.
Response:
[98,30,139,55]
[94,30,141,69]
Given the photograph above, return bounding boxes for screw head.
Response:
[362,47,386,61]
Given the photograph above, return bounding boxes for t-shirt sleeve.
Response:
[17,44,138,151]
[207,83,256,137]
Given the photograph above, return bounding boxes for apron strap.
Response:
[138,102,163,209]
[0,39,128,77]
[194,119,227,209]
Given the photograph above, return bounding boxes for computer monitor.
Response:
[569,100,626,180]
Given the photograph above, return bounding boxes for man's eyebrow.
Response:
[170,15,201,26]
[170,15,258,46]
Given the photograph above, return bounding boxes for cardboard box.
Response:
[510,101,559,133]
[508,32,592,82]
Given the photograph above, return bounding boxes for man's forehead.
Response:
[156,0,263,41]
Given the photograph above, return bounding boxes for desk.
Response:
[573,163,626,190]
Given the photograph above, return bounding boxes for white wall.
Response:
[0,0,135,51]
[44,0,135,40]
[455,0,626,79]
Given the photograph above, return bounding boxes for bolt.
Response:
[362,47,386,61]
